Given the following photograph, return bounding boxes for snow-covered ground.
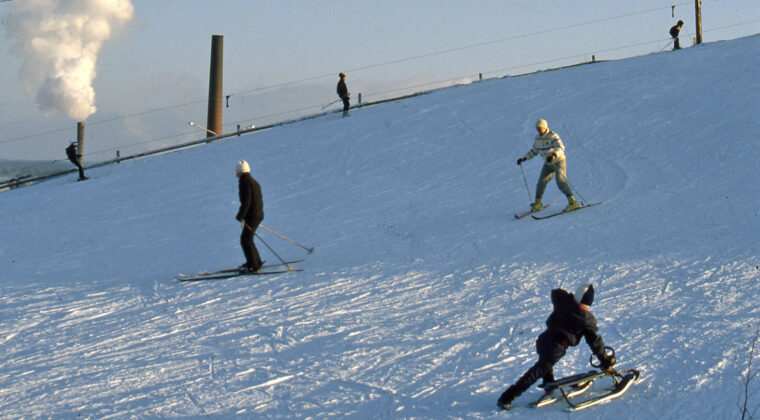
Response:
[0,159,70,185]
[1,35,759,419]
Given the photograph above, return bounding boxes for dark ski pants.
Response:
[240,218,263,269]
[535,159,573,201]
[342,97,350,112]
[68,159,86,180]
[673,37,681,50]
[501,331,567,402]
[75,163,86,180]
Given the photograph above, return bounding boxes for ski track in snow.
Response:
[1,35,759,418]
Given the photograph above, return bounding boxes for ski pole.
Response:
[259,224,314,254]
[658,40,674,52]
[549,161,589,205]
[244,223,292,269]
[254,232,292,269]
[519,162,533,204]
[321,99,340,110]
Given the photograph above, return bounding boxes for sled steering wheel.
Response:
[589,346,615,368]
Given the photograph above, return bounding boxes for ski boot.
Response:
[497,387,517,410]
[564,196,580,211]
[238,264,262,274]
[531,199,543,213]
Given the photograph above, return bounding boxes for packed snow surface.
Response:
[1,35,759,419]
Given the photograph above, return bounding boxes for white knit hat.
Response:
[236,160,250,174]
[535,119,548,129]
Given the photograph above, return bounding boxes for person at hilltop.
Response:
[336,72,350,116]
[65,141,88,181]
[670,20,684,50]
[235,160,264,273]
[497,284,616,410]
[517,119,578,212]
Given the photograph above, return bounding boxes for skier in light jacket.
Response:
[517,119,578,212]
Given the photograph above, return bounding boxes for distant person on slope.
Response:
[65,141,88,181]
[497,284,616,410]
[517,119,578,212]
[670,20,684,50]
[337,72,350,116]
[235,160,264,273]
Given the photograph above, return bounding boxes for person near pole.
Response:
[337,72,350,116]
[65,141,88,181]
[497,284,616,410]
[517,119,578,212]
[670,20,684,50]
[235,160,264,273]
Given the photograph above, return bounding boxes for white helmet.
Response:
[574,283,595,306]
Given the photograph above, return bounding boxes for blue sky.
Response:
[1,0,759,161]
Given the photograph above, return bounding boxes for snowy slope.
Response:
[1,35,759,419]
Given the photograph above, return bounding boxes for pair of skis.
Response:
[177,260,304,282]
[531,368,640,411]
[514,202,601,220]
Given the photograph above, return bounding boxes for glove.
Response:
[600,354,616,373]
[545,153,556,163]
[517,157,526,165]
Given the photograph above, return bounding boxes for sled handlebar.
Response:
[589,346,616,368]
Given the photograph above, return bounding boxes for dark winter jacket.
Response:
[236,173,264,223]
[544,289,606,357]
[65,143,79,164]
[669,24,682,39]
[336,79,348,100]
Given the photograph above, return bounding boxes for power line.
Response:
[7,23,760,174]
[1,3,692,147]
[340,3,693,74]
[231,3,693,99]
[0,99,207,146]
[7,5,760,157]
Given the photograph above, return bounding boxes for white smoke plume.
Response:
[5,0,134,121]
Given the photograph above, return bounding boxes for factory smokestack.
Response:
[206,35,224,138]
[76,122,85,167]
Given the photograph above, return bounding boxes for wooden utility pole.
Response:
[695,0,703,44]
[76,122,84,166]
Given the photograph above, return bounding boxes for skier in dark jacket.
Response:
[65,142,87,181]
[235,160,264,272]
[497,284,616,410]
[336,72,350,115]
[670,20,684,50]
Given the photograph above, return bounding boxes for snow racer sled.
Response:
[532,347,640,411]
